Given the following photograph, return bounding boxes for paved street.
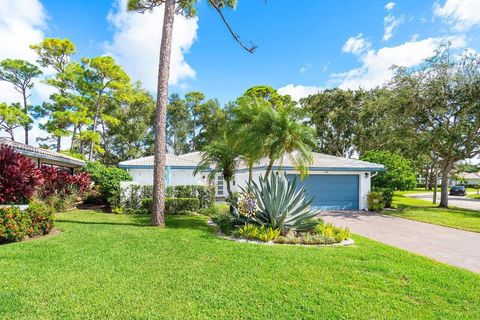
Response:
[407,193,480,211]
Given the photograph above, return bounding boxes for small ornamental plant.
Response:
[237,192,257,220]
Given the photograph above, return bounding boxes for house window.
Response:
[217,175,224,195]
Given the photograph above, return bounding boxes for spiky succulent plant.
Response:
[233,173,321,232]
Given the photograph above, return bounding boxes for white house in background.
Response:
[118,151,384,211]
[453,172,480,186]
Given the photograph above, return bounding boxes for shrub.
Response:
[166,185,215,208]
[235,224,281,242]
[0,145,44,204]
[82,162,131,205]
[315,222,350,242]
[165,198,199,215]
[199,203,230,217]
[0,206,31,243]
[374,187,394,208]
[26,201,55,236]
[367,191,385,211]
[211,210,235,235]
[142,198,200,215]
[361,151,417,191]
[233,174,320,232]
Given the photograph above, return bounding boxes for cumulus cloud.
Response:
[277,84,322,102]
[104,0,198,91]
[385,2,396,11]
[434,0,480,31]
[0,0,47,104]
[342,33,370,55]
[332,35,467,90]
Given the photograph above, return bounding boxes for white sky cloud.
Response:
[104,0,198,92]
[299,63,312,74]
[332,35,467,90]
[383,13,405,41]
[385,2,396,11]
[0,0,52,144]
[434,0,480,31]
[342,33,370,55]
[277,84,322,102]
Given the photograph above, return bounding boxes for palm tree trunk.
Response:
[226,179,233,199]
[248,164,253,190]
[57,136,61,152]
[151,0,176,227]
[264,158,275,179]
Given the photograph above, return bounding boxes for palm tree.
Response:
[128,0,256,226]
[194,134,240,199]
[233,96,315,180]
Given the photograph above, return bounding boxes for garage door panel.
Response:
[287,174,359,210]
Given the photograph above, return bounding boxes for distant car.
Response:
[449,186,466,196]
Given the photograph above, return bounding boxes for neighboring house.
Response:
[0,138,85,173]
[119,151,384,211]
[453,172,480,186]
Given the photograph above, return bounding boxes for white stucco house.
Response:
[118,151,384,210]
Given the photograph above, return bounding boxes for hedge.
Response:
[118,184,214,211]
[142,198,200,215]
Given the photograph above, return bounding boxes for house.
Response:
[0,138,85,173]
[119,151,384,211]
[453,172,480,186]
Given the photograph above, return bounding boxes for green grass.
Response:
[1,210,479,319]
[387,193,480,232]
[467,193,480,200]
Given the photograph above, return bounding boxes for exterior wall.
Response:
[126,168,207,186]
[234,169,372,210]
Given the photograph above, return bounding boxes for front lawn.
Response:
[387,193,480,232]
[1,210,479,319]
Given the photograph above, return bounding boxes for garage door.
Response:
[287,174,359,210]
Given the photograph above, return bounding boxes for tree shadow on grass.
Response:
[56,214,151,227]
[165,215,213,233]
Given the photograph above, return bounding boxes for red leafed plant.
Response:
[39,166,91,199]
[0,145,44,204]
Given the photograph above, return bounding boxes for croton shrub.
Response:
[0,145,44,205]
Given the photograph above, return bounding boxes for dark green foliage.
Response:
[373,187,394,208]
[166,185,215,209]
[26,201,55,236]
[0,206,31,243]
[143,197,199,215]
[361,151,417,191]
[210,209,235,235]
[82,162,132,204]
[367,191,386,212]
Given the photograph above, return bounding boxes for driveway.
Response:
[322,211,480,274]
[407,193,480,211]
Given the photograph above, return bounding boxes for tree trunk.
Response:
[226,179,233,199]
[264,157,275,179]
[433,166,438,204]
[56,136,61,152]
[248,164,253,190]
[89,101,101,161]
[71,124,77,151]
[22,90,28,145]
[151,0,176,227]
[439,162,453,208]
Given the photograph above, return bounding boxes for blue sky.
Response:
[1,0,480,141]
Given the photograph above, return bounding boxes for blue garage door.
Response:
[287,174,359,210]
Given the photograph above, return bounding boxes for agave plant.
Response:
[233,173,321,232]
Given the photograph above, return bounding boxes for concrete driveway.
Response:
[321,211,480,274]
[407,193,480,210]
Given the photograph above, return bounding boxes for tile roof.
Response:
[119,151,384,171]
[118,154,199,168]
[0,138,85,167]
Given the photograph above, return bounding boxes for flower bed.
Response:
[208,173,352,246]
